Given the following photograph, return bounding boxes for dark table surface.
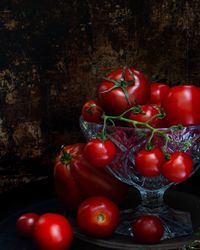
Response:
[1,178,200,250]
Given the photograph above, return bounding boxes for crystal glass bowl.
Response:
[80,116,200,240]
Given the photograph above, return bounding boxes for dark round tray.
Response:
[0,189,200,250]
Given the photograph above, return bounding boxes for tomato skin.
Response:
[135,148,164,177]
[163,85,200,126]
[127,105,164,128]
[77,196,120,237]
[84,139,117,167]
[97,67,150,115]
[16,213,39,237]
[150,83,170,105]
[54,144,85,211]
[82,100,103,123]
[33,213,73,250]
[161,152,193,183]
[71,158,128,205]
[54,143,128,211]
[132,215,164,244]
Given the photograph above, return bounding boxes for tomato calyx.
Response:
[60,146,73,165]
[86,103,96,113]
[130,105,146,115]
[101,67,136,105]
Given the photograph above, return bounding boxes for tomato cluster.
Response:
[16,66,200,247]
[135,148,193,182]
[81,67,199,182]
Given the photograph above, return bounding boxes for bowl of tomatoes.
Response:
[80,67,200,240]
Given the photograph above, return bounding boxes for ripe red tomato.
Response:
[97,67,150,115]
[84,138,117,167]
[77,196,120,237]
[150,83,170,105]
[82,100,103,123]
[127,105,164,128]
[16,213,39,237]
[33,213,73,250]
[135,148,164,177]
[132,214,164,244]
[161,152,193,183]
[54,143,128,211]
[162,85,200,126]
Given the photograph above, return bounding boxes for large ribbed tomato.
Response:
[97,67,150,115]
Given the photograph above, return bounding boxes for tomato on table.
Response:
[32,213,73,250]
[16,213,39,237]
[77,196,120,237]
[132,214,164,244]
[97,67,150,115]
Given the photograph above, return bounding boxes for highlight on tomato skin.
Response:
[77,196,120,238]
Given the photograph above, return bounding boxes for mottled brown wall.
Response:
[0,0,200,161]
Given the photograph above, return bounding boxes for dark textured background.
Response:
[0,0,200,192]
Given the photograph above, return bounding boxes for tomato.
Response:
[97,67,150,115]
[150,83,170,105]
[54,144,85,211]
[162,85,200,126]
[161,152,193,183]
[33,213,73,250]
[134,148,164,177]
[127,104,164,128]
[84,138,117,167]
[82,99,103,123]
[77,196,120,237]
[16,213,39,237]
[54,143,128,211]
[132,214,164,244]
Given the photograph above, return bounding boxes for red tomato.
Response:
[127,105,164,128]
[150,83,170,105]
[82,100,103,123]
[135,148,164,177]
[132,214,164,244]
[97,67,150,115]
[84,139,117,167]
[77,196,120,237]
[163,85,200,126]
[33,213,73,250]
[161,152,193,183]
[54,143,128,211]
[16,213,39,237]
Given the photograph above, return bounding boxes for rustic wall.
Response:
[0,0,200,181]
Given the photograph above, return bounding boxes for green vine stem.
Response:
[100,107,184,154]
